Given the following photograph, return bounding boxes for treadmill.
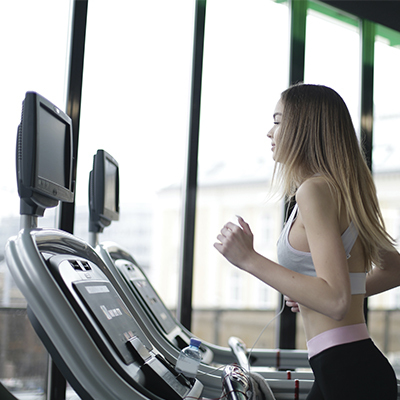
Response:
[5,92,204,400]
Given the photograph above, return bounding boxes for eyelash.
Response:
[274,122,280,125]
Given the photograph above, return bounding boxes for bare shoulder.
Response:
[296,176,338,218]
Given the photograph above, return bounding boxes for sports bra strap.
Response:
[349,272,366,295]
[342,222,358,259]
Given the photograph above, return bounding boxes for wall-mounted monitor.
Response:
[16,92,74,217]
[89,149,120,233]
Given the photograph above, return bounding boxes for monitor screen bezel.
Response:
[17,91,74,216]
[89,149,120,233]
[103,154,119,220]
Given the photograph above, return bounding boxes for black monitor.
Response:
[16,92,74,217]
[89,150,119,233]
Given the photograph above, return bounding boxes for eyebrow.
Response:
[273,112,282,119]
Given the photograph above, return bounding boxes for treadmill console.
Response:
[113,258,213,360]
[114,259,176,334]
[37,247,201,400]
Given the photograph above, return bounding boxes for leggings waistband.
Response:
[307,323,369,359]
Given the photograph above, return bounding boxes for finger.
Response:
[214,242,223,252]
[237,216,252,235]
[216,234,225,243]
[224,221,241,232]
[220,228,232,241]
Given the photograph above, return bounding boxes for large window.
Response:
[304,3,360,129]
[373,27,400,174]
[371,26,400,311]
[76,0,196,309]
[191,0,289,347]
[0,0,73,397]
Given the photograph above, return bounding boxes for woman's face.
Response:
[267,99,284,161]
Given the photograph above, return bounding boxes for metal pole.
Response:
[58,0,89,235]
[48,1,88,399]
[177,0,207,331]
[288,0,307,85]
[276,0,307,351]
[360,20,375,171]
[360,19,375,325]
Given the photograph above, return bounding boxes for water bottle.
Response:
[175,338,202,378]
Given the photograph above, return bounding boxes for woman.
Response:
[214,84,400,399]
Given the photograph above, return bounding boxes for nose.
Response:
[267,127,274,138]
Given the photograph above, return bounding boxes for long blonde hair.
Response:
[272,83,394,270]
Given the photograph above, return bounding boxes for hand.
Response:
[284,295,300,313]
[214,216,255,270]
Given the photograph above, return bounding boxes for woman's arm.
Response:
[214,178,352,320]
[366,248,400,297]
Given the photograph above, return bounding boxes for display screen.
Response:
[17,91,74,216]
[104,158,117,213]
[36,104,68,188]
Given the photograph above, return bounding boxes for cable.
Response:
[196,362,227,377]
[197,299,286,378]
[246,299,286,366]
[183,300,287,400]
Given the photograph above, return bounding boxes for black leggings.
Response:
[307,339,397,400]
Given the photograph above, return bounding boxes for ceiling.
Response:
[320,0,400,33]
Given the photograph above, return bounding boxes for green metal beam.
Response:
[376,24,400,47]
[289,0,307,85]
[308,1,358,28]
[360,19,375,171]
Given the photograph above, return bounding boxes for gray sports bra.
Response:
[277,204,366,295]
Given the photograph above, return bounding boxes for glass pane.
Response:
[0,309,48,398]
[373,28,400,173]
[370,25,400,359]
[305,4,360,131]
[193,0,289,347]
[0,0,73,398]
[76,0,196,310]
